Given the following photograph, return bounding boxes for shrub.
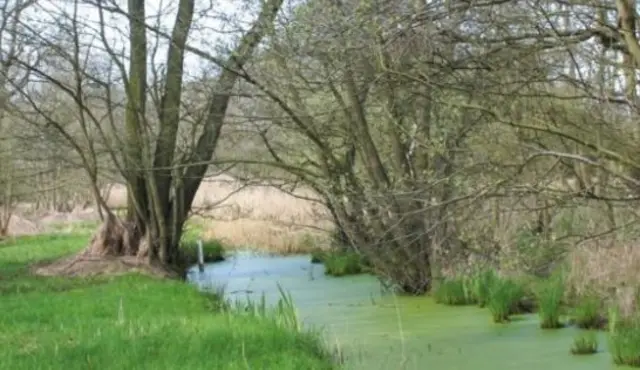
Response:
[572,296,604,329]
[434,278,476,306]
[487,278,525,323]
[182,239,225,264]
[570,332,598,355]
[323,251,366,276]
[535,276,565,329]
[310,248,327,264]
[608,310,640,367]
[470,269,498,307]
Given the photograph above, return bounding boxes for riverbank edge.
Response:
[0,232,339,370]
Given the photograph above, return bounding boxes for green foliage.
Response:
[181,239,226,264]
[570,332,598,355]
[323,250,367,276]
[227,284,301,333]
[180,220,205,241]
[0,234,338,370]
[535,275,565,329]
[608,312,640,367]
[0,233,95,295]
[572,295,603,329]
[310,248,328,264]
[433,278,476,306]
[487,278,525,323]
[180,221,225,264]
[299,233,319,253]
[470,269,498,307]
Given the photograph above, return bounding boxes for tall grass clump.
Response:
[572,295,604,329]
[487,278,525,323]
[181,238,225,263]
[227,284,344,365]
[310,248,328,264]
[228,285,301,332]
[535,275,565,329]
[323,251,367,276]
[608,307,640,367]
[470,269,498,307]
[570,331,598,355]
[433,278,476,306]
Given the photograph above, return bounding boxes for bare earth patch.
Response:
[31,255,177,278]
[32,214,178,279]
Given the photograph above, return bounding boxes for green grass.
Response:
[570,331,598,355]
[323,251,367,277]
[487,278,525,323]
[535,276,565,329]
[433,278,476,306]
[470,269,498,308]
[0,233,338,370]
[45,220,101,234]
[608,309,640,367]
[572,295,604,330]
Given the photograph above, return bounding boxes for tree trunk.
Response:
[86,0,284,272]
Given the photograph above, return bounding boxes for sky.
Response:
[21,0,260,80]
[6,0,631,96]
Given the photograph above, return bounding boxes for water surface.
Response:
[188,252,630,370]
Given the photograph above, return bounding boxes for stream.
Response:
[187,251,629,370]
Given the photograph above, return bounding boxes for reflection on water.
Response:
[187,251,623,370]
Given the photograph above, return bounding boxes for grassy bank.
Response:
[0,234,337,370]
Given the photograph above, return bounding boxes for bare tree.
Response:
[0,0,39,236]
[7,0,283,269]
[221,0,640,292]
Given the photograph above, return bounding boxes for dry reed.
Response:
[566,240,640,317]
[104,175,332,254]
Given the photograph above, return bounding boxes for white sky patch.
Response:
[19,0,259,80]
[2,0,634,98]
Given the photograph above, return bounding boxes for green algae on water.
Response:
[193,252,614,370]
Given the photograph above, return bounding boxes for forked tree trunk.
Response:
[86,0,284,269]
[87,212,146,257]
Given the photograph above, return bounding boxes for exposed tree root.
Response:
[84,213,148,258]
[32,214,178,279]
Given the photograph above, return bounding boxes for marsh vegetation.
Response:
[3,0,640,368]
[0,235,339,369]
